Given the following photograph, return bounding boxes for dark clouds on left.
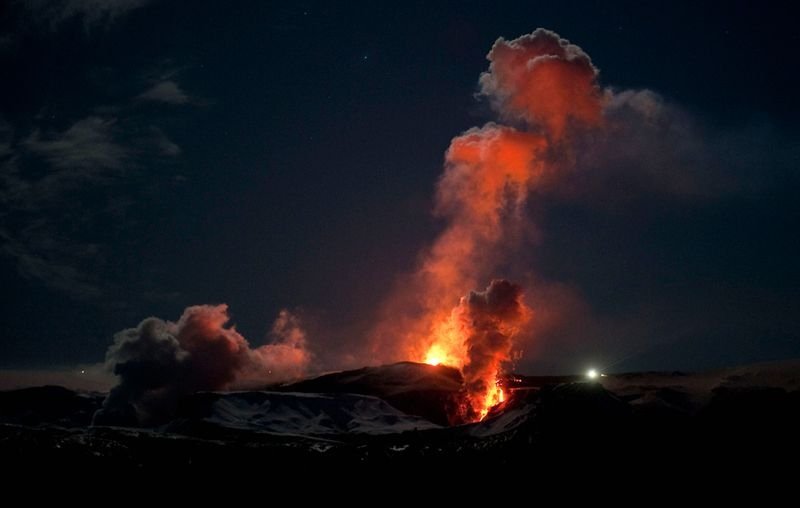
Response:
[1,1,798,372]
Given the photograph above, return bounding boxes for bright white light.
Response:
[586,368,598,379]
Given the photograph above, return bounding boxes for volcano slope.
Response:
[1,360,798,475]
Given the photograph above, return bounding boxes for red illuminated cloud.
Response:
[479,28,603,138]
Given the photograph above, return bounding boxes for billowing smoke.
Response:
[480,29,602,137]
[94,304,310,425]
[91,27,733,425]
[370,29,603,416]
[457,280,530,419]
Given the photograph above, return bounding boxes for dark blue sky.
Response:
[1,0,798,373]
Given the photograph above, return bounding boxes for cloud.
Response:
[151,126,182,156]
[2,116,130,216]
[138,80,191,105]
[370,29,604,372]
[22,0,153,31]
[550,89,769,205]
[95,305,312,425]
[369,27,796,381]
[23,116,127,172]
[0,230,106,299]
[0,4,190,306]
[0,114,182,300]
[478,28,602,138]
[0,119,112,298]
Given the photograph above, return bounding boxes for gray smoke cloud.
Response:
[458,280,529,419]
[94,304,310,425]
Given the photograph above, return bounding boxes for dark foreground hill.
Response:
[1,360,798,476]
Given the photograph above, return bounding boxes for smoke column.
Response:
[457,280,530,419]
[95,28,645,425]
[371,29,603,418]
[95,304,310,425]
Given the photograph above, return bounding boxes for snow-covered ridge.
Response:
[177,390,441,436]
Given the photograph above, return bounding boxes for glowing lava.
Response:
[423,329,509,420]
[423,339,507,420]
[419,280,528,422]
[479,382,506,420]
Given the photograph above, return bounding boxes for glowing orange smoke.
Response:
[421,293,517,419]
[421,311,468,369]
[418,280,530,420]
[479,29,603,139]
[397,126,544,381]
[370,28,603,423]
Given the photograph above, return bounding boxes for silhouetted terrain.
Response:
[1,361,798,477]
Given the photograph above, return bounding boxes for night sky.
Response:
[1,0,798,376]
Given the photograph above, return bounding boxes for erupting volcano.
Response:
[100,29,604,425]
[3,0,798,480]
[370,28,603,420]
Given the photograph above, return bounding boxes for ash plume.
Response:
[479,28,603,138]
[364,28,614,420]
[457,280,530,419]
[89,27,747,426]
[94,304,310,425]
[371,29,602,372]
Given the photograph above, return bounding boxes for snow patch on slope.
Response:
[197,391,441,435]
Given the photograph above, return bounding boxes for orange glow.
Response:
[480,29,603,139]
[370,126,539,421]
[421,314,467,368]
[423,342,459,367]
[368,29,603,424]
[478,382,506,420]
[425,280,528,422]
